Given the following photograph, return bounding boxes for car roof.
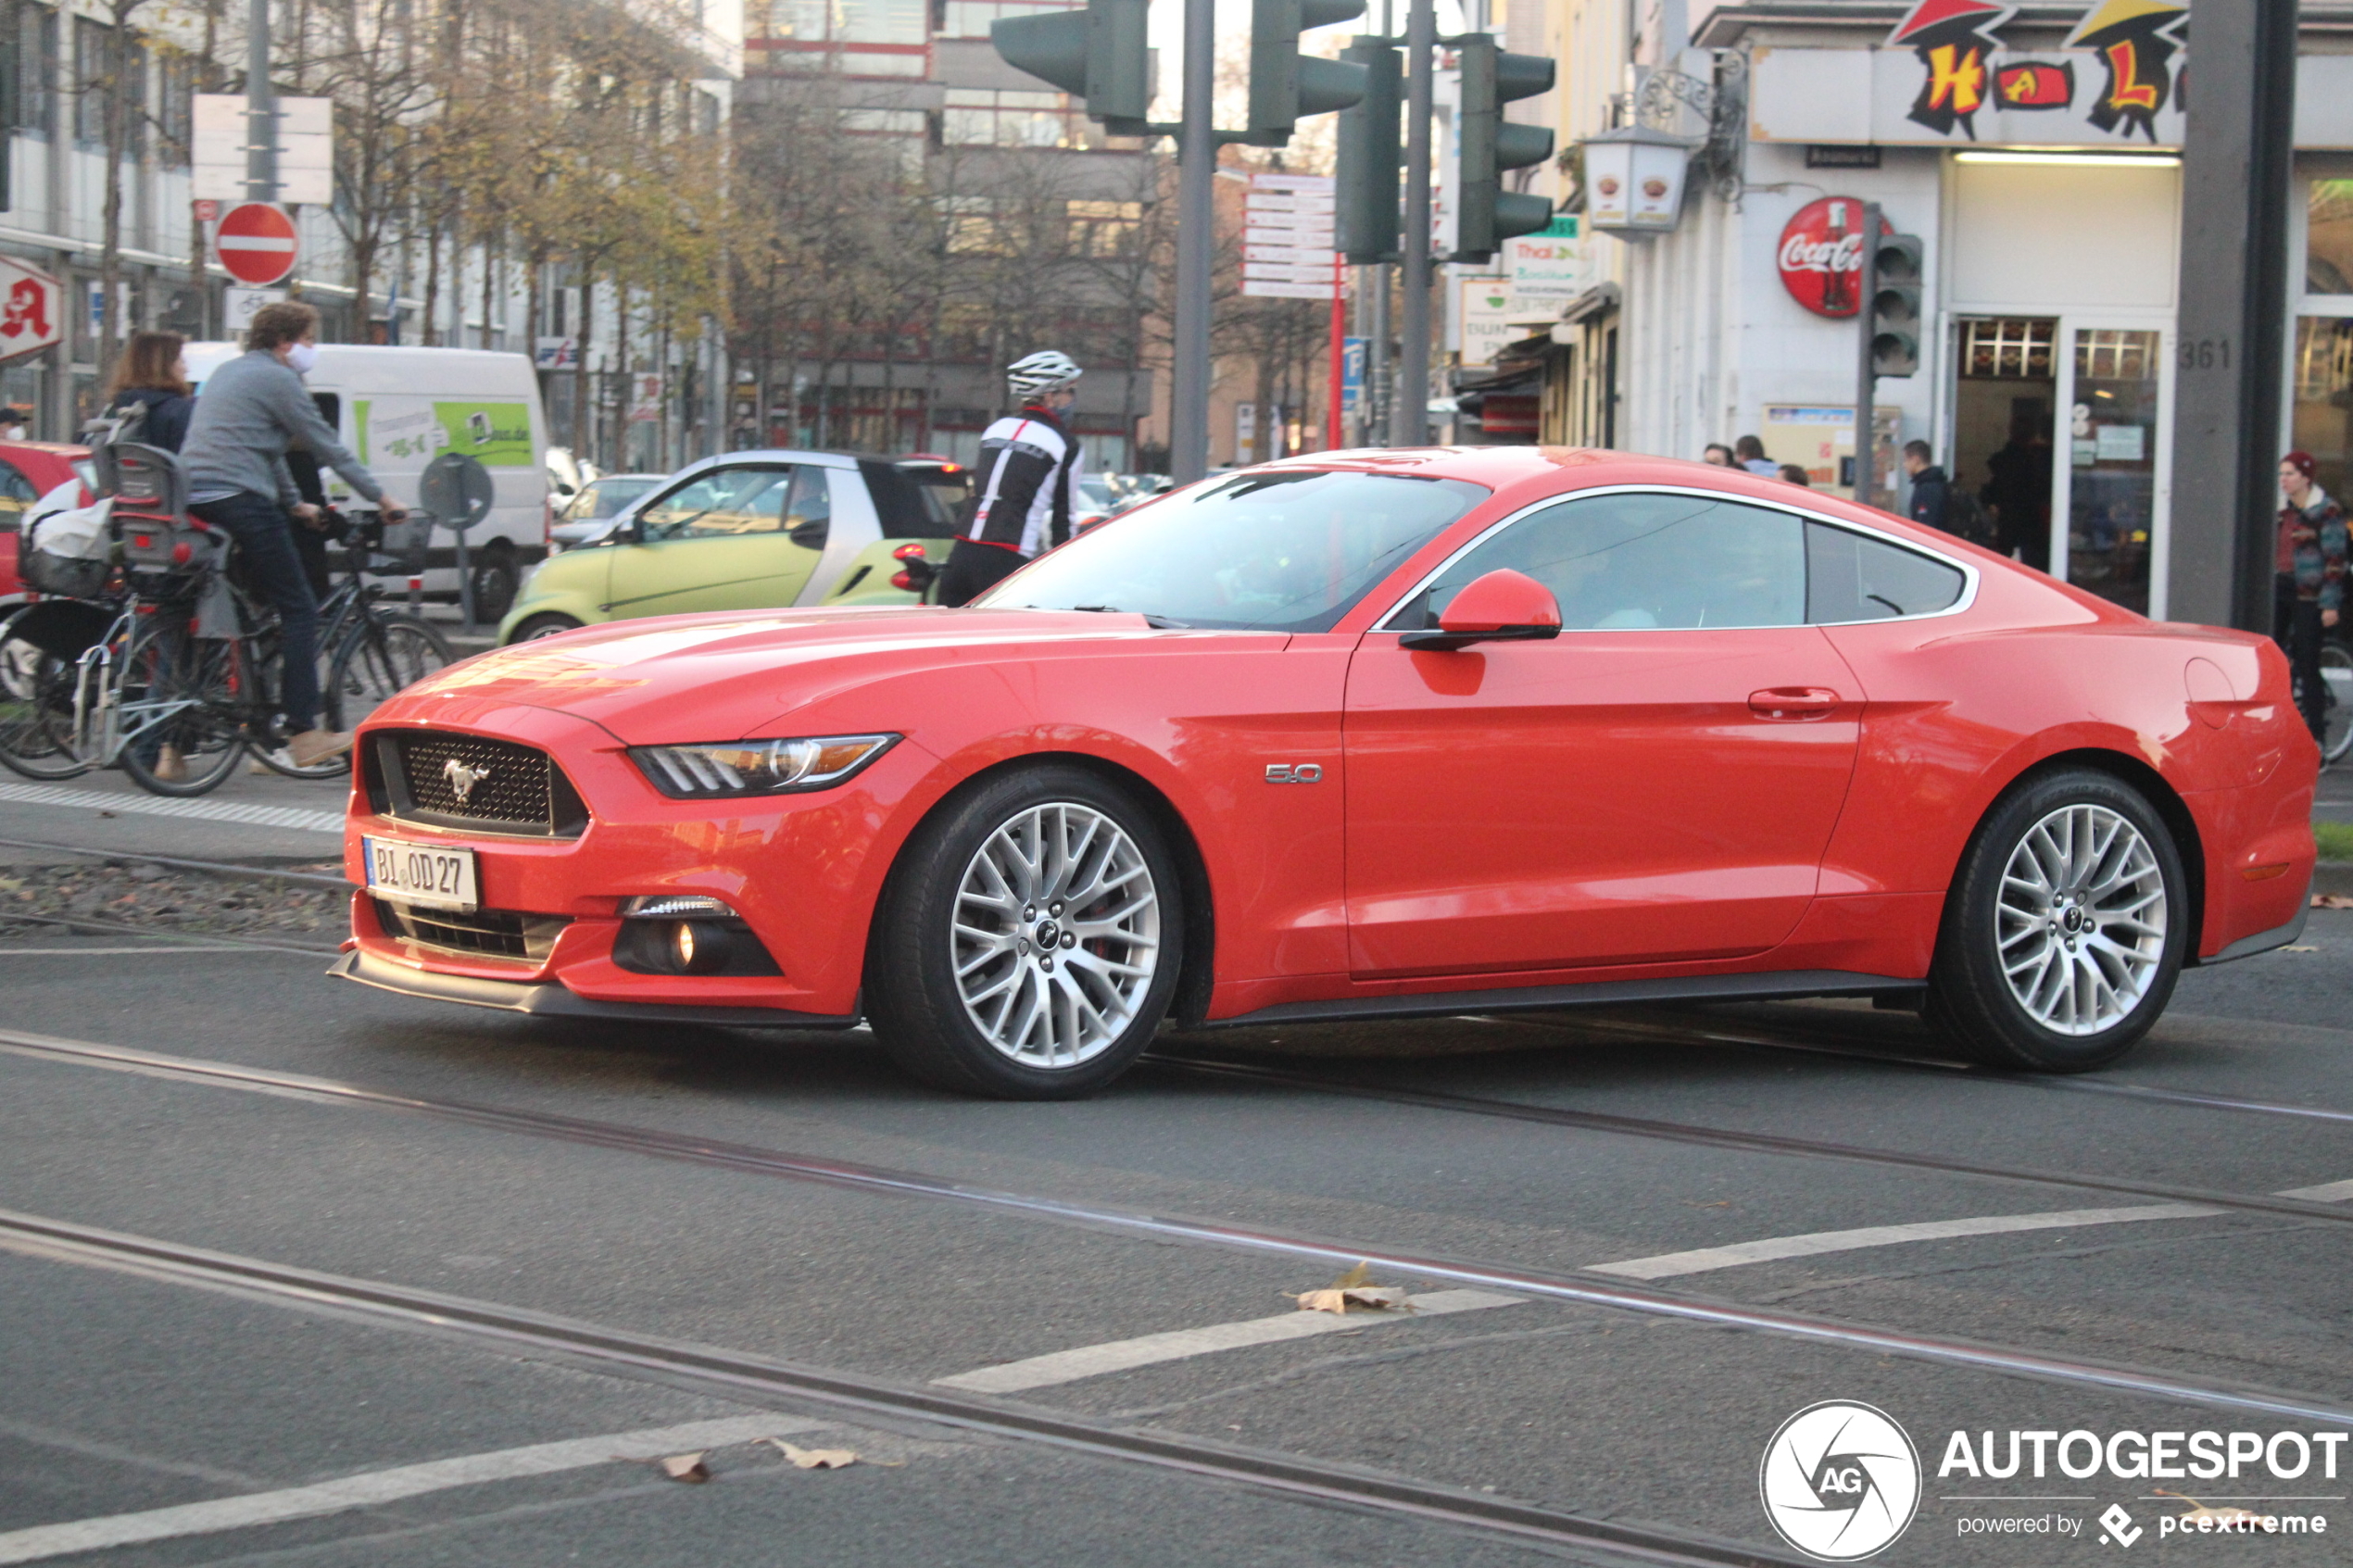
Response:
[1252,445,1956,552]
[690,449,860,470]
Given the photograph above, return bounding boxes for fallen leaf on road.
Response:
[1287,1261,1414,1314]
[2284,945,2320,952]
[657,1451,711,1483]
[2312,894,2353,909]
[2152,1489,2265,1524]
[768,1439,897,1469]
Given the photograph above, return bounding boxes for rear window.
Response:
[1806,521,1968,621]
[861,458,960,539]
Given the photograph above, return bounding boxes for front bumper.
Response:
[347,700,929,1019]
[330,947,859,1028]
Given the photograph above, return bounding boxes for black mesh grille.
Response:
[375,732,585,837]
[374,898,569,963]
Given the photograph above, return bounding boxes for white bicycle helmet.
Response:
[1006,350,1082,399]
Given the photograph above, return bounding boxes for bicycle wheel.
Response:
[0,624,96,780]
[2322,639,2352,767]
[321,613,455,735]
[114,615,246,797]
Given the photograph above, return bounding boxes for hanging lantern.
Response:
[1579,126,1693,237]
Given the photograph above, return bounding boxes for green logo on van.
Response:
[433,402,533,467]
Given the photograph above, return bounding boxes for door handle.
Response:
[1747,686,1843,721]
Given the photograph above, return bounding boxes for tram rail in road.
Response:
[6,1026,2353,1431]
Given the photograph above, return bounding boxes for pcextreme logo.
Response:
[1760,1401,1923,1561]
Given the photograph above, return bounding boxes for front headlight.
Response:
[630,734,899,798]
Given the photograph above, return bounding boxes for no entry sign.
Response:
[215,202,298,287]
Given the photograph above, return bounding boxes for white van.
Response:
[183,343,550,619]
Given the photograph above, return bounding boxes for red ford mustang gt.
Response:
[335,447,2317,1097]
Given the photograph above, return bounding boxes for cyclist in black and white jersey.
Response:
[937,351,1085,608]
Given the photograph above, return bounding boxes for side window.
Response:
[637,465,795,541]
[785,467,831,550]
[1806,522,1967,622]
[1390,491,1806,631]
[0,459,34,533]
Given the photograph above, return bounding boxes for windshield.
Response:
[582,477,658,519]
[978,469,1489,633]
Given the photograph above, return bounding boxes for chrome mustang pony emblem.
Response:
[442,758,492,805]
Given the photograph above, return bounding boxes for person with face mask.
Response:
[180,301,408,769]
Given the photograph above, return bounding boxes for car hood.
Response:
[399,606,1229,744]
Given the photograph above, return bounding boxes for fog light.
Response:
[666,920,734,975]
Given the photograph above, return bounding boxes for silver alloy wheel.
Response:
[951,801,1161,1069]
[1994,802,2168,1035]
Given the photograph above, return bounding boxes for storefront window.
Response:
[2294,317,2353,503]
[2310,181,2353,295]
[2067,328,2160,616]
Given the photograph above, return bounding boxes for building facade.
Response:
[1526,0,2353,624]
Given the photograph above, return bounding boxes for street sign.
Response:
[0,256,62,363]
[421,451,495,533]
[192,198,220,223]
[225,286,287,332]
[1341,336,1365,414]
[1244,172,1338,301]
[216,203,298,286]
[193,94,333,205]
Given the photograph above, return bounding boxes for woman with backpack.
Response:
[101,332,196,452]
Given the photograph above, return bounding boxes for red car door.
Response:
[1342,488,1861,979]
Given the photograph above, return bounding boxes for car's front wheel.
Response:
[509,613,583,644]
[1926,768,2187,1072]
[868,765,1183,1098]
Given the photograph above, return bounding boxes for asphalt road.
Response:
[4,769,2353,1566]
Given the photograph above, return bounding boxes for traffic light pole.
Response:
[1854,201,1880,508]
[1391,0,1432,446]
[1168,0,1217,483]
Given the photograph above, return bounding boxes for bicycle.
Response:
[2321,637,2352,768]
[245,506,455,780]
[0,446,454,795]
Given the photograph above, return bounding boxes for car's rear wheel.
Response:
[1926,768,2186,1072]
[868,765,1182,1098]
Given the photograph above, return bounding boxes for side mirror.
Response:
[1398,568,1563,652]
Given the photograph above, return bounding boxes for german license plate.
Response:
[362,836,479,912]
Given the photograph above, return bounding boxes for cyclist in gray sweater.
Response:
[180,301,407,770]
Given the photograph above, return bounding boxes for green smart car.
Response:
[499,451,963,643]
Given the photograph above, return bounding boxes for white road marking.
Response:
[1591,1178,2353,1280]
[1587,1205,2222,1279]
[932,1288,1527,1393]
[0,946,262,956]
[0,781,344,834]
[2275,1178,2353,1202]
[0,1413,824,1565]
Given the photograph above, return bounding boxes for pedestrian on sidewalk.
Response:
[2276,450,2347,743]
[937,351,1086,608]
[180,301,409,771]
[102,332,196,452]
[1733,435,1779,477]
[1779,463,1812,486]
[1902,440,1950,531]
[1702,443,1735,467]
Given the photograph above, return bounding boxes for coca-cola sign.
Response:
[1777,197,1891,318]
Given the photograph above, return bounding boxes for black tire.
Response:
[1925,768,2189,1072]
[510,613,583,644]
[114,618,245,797]
[471,548,521,623]
[0,627,94,780]
[866,764,1185,1098]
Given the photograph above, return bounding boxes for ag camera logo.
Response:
[1760,1401,1922,1561]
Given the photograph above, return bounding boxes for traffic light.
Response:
[1451,34,1554,262]
[1246,0,1368,145]
[1335,36,1402,262]
[1869,232,1923,377]
[991,0,1150,125]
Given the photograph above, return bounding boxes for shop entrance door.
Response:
[2052,322,2171,617]
[1950,318,2058,571]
